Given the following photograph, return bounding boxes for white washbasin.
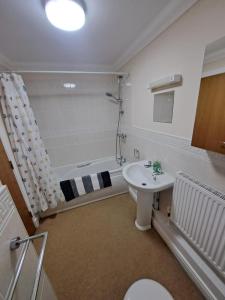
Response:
[123,160,175,192]
[123,160,175,231]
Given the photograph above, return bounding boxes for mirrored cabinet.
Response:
[192,37,225,155]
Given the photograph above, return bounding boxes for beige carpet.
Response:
[36,194,204,300]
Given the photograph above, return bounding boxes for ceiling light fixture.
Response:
[63,82,76,88]
[45,0,85,31]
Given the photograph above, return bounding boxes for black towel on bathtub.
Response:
[60,180,75,201]
[100,171,112,188]
[60,171,112,201]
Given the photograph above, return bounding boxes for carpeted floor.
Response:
[36,193,204,300]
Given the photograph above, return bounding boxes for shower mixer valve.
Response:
[117,133,127,142]
[118,156,126,166]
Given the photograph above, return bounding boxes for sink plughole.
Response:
[122,161,175,231]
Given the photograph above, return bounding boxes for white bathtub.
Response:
[41,157,128,217]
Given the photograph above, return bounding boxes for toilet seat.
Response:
[124,279,174,300]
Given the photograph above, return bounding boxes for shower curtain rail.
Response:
[0,70,129,76]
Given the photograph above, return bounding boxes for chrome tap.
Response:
[144,161,152,168]
[117,133,127,142]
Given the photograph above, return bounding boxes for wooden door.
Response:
[192,73,225,154]
[0,140,35,235]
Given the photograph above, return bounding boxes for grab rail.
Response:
[77,162,92,168]
[6,232,48,300]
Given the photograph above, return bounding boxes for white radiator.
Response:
[171,172,225,279]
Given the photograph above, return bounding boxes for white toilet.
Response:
[124,279,174,300]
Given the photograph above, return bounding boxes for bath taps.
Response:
[117,132,127,141]
[118,156,126,166]
[121,156,126,165]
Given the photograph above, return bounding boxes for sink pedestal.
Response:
[122,160,175,231]
[135,191,153,231]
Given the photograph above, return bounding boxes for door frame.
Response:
[0,113,39,227]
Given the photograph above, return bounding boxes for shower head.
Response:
[105,92,122,104]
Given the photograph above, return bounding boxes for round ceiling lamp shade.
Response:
[45,0,86,31]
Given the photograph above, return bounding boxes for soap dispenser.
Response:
[153,160,162,174]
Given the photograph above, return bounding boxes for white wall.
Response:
[121,0,225,193]
[203,56,225,76]
[23,74,119,167]
[122,0,225,138]
[0,185,56,299]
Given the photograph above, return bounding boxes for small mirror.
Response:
[192,36,225,154]
[153,91,174,123]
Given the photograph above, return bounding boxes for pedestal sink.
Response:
[122,161,175,231]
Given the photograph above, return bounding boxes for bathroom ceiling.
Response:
[0,0,197,71]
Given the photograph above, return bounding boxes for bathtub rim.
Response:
[54,156,127,180]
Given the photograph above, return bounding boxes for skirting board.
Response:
[153,211,225,300]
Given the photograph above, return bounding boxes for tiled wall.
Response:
[24,74,119,167]
[122,126,225,194]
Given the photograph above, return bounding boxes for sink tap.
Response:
[144,160,152,168]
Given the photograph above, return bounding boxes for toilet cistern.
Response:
[122,160,175,230]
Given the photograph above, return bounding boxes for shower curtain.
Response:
[0,73,64,214]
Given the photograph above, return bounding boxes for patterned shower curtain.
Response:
[0,73,64,214]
